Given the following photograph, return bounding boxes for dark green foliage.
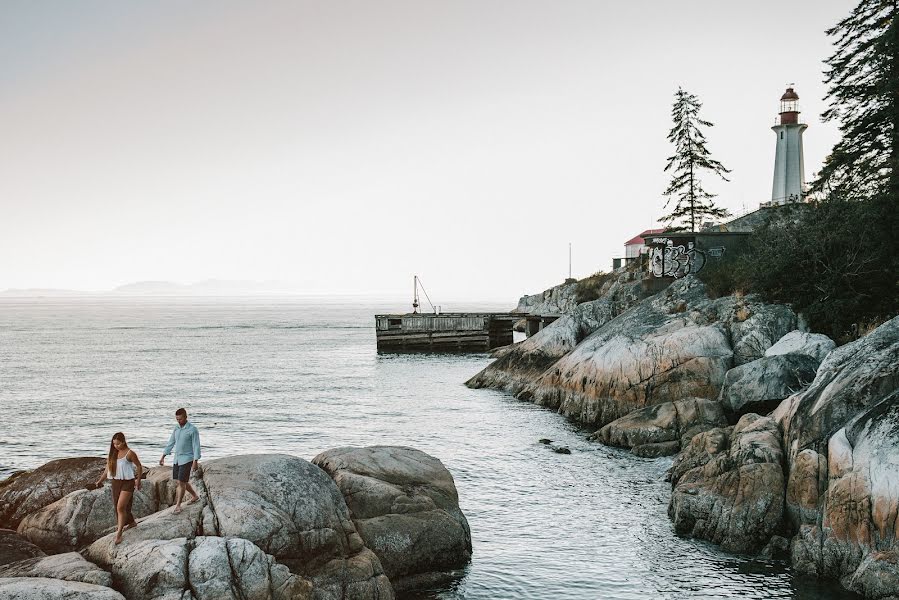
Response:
[661,88,731,232]
[738,200,896,341]
[574,271,616,304]
[814,0,899,204]
[696,253,750,300]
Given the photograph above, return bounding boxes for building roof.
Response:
[624,228,665,246]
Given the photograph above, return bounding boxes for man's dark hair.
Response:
[175,408,187,417]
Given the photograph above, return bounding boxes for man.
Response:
[159,407,201,514]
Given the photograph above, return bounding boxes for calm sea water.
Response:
[0,297,856,600]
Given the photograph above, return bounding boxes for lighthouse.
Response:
[770,86,808,204]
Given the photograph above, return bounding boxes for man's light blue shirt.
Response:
[163,422,201,466]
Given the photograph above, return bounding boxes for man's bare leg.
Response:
[183,481,200,504]
[174,482,185,514]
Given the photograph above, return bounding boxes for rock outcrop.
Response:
[0,529,44,567]
[775,317,899,597]
[17,484,159,554]
[2,448,467,599]
[514,279,796,430]
[665,315,899,599]
[0,552,112,587]
[0,457,105,529]
[313,446,472,591]
[668,414,786,554]
[719,353,819,418]
[514,281,579,316]
[593,397,728,457]
[764,330,835,363]
[0,577,125,599]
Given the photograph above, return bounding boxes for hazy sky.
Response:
[1,0,855,302]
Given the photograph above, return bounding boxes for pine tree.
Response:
[814,0,899,201]
[661,87,731,232]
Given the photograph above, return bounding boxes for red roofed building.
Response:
[625,228,665,260]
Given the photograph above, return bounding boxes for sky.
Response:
[0,0,856,303]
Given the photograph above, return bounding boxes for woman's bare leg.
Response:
[115,491,133,544]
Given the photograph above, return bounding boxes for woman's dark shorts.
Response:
[173,462,192,482]
[111,479,136,524]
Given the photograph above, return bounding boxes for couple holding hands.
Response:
[94,408,202,544]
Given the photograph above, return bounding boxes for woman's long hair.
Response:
[107,432,128,477]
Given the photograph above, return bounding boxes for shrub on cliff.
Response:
[574,271,617,304]
[740,198,896,342]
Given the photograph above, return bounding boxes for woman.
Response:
[95,432,142,544]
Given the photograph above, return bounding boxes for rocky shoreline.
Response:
[0,447,472,599]
[468,275,898,599]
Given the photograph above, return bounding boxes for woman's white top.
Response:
[110,455,136,480]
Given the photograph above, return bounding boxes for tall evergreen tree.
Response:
[661,87,731,232]
[814,0,899,201]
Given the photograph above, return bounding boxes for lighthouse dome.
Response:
[781,87,799,101]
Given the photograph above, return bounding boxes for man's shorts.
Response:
[173,462,192,482]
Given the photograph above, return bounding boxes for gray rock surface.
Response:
[0,529,44,567]
[17,483,158,553]
[668,414,786,554]
[514,281,579,316]
[764,330,835,363]
[89,536,310,600]
[719,354,819,418]
[0,552,112,587]
[0,457,105,529]
[594,397,727,456]
[0,577,124,599]
[516,279,796,430]
[313,446,472,590]
[85,454,394,600]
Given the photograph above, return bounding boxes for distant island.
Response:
[1,279,298,297]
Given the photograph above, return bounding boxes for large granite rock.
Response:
[0,552,112,587]
[593,397,728,457]
[85,454,394,600]
[764,330,836,363]
[719,354,820,418]
[668,414,786,554]
[514,279,796,430]
[789,392,899,598]
[514,281,579,316]
[0,529,44,567]
[0,457,104,529]
[0,577,124,599]
[17,483,158,553]
[313,446,472,590]
[88,536,310,600]
[467,276,648,395]
[781,315,899,455]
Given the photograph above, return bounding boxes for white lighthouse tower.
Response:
[770,86,808,204]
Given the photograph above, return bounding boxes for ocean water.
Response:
[0,297,857,600]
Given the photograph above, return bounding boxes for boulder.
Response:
[668,414,786,554]
[719,354,819,418]
[506,279,796,431]
[0,457,104,529]
[789,392,899,598]
[0,529,44,567]
[783,315,899,454]
[0,552,112,587]
[764,330,836,363]
[0,577,124,599]
[466,276,649,395]
[17,482,158,553]
[594,397,728,456]
[88,536,311,600]
[313,446,472,590]
[88,454,394,600]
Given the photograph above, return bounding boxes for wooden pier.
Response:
[374,312,559,352]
